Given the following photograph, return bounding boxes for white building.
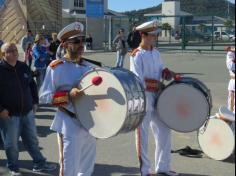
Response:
[62,0,128,49]
[145,0,191,33]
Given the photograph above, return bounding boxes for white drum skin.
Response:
[198,118,235,161]
[156,77,212,133]
[73,68,146,139]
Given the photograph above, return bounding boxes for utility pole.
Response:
[227,0,230,19]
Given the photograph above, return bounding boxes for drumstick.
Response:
[174,74,182,81]
[79,76,103,92]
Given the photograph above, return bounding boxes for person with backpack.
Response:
[127,24,141,51]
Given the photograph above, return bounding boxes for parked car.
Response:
[181,30,212,43]
[214,31,234,41]
[226,31,235,41]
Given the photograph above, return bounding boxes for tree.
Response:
[161,23,172,41]
[161,23,172,30]
[224,20,234,28]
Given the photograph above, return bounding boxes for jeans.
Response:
[26,59,33,70]
[116,51,126,68]
[36,68,46,89]
[0,111,46,171]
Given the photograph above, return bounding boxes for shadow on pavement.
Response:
[0,159,59,176]
[93,164,139,176]
[37,125,54,138]
[1,161,212,176]
[35,114,55,120]
[37,108,57,113]
[180,174,209,176]
[224,153,235,164]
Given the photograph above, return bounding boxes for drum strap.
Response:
[58,107,76,119]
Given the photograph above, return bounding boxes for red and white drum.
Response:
[73,68,146,139]
[156,77,212,133]
[198,117,235,161]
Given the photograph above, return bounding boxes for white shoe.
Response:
[10,171,22,176]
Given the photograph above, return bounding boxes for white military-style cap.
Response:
[136,20,160,35]
[57,22,85,42]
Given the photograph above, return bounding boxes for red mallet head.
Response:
[92,76,103,86]
[174,74,182,81]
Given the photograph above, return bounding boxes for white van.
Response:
[214,31,235,41]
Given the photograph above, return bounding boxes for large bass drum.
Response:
[198,117,235,161]
[73,68,146,139]
[156,77,212,133]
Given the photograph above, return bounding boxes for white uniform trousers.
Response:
[136,111,171,176]
[228,78,235,113]
[58,127,96,176]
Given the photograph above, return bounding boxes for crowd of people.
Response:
[0,20,235,176]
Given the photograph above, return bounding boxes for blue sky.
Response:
[108,0,235,12]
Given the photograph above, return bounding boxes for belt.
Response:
[58,107,76,119]
[230,76,235,80]
[145,78,163,92]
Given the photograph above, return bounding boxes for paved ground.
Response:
[0,50,235,176]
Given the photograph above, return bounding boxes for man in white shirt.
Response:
[39,22,97,176]
[130,20,179,176]
[226,46,235,113]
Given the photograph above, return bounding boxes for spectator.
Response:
[127,24,141,50]
[113,28,127,68]
[86,34,93,50]
[21,30,35,53]
[0,43,56,176]
[49,33,60,60]
[175,31,180,40]
[24,43,33,69]
[0,39,4,60]
[32,34,49,89]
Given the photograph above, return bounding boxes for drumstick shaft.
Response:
[79,84,93,92]
[79,76,103,92]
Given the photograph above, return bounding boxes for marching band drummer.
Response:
[39,22,97,176]
[226,46,235,114]
[130,20,179,176]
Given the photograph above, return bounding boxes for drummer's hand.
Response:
[162,68,175,81]
[157,81,165,91]
[69,88,83,99]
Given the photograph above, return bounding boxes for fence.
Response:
[128,15,235,51]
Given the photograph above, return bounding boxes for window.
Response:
[74,0,84,8]
[222,32,227,35]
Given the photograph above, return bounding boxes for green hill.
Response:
[125,0,235,19]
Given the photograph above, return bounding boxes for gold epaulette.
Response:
[50,59,64,69]
[130,48,140,57]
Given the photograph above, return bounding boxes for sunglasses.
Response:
[68,37,85,44]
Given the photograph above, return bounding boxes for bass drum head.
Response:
[157,84,209,132]
[198,119,235,161]
[74,69,127,139]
